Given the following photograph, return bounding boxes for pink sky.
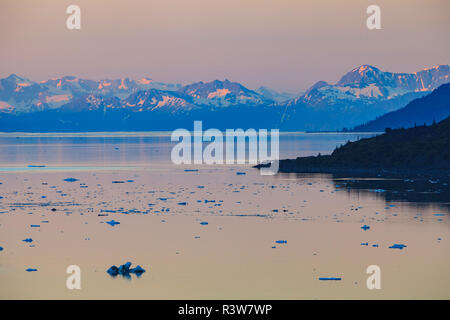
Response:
[0,0,449,91]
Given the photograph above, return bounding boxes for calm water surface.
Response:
[0,133,449,299]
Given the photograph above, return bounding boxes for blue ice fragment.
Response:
[184,169,198,172]
[389,244,407,250]
[319,277,341,281]
[107,262,145,277]
[118,262,132,274]
[22,238,33,243]
[0,246,3,251]
[30,225,40,228]
[106,220,120,227]
[63,178,79,182]
[107,265,119,276]
[236,172,246,175]
[26,268,38,272]
[361,225,370,231]
[130,265,146,274]
[177,202,187,206]
[275,240,287,244]
[199,222,208,225]
[361,242,368,246]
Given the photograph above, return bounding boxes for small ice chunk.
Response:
[106,220,120,227]
[389,244,407,250]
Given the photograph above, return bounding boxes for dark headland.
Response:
[255,116,450,177]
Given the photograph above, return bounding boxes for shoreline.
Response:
[254,160,450,179]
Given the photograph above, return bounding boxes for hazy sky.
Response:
[0,0,449,91]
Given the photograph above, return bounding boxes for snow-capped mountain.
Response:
[41,76,182,95]
[121,90,197,113]
[0,75,183,113]
[0,74,46,112]
[336,65,449,90]
[60,90,198,114]
[45,79,268,113]
[0,65,449,131]
[291,65,449,105]
[281,65,450,130]
[177,80,270,107]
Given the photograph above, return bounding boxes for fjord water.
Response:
[0,132,449,299]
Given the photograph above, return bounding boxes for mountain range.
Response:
[0,65,448,131]
[352,82,450,131]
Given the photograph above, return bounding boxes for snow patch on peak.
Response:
[207,88,231,99]
[137,77,152,85]
[352,65,380,74]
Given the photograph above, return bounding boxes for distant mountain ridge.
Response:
[336,65,449,90]
[177,79,269,107]
[281,65,450,131]
[0,65,449,131]
[0,74,184,114]
[256,86,298,103]
[352,83,450,132]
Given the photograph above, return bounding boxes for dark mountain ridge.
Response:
[351,83,450,132]
[257,115,450,175]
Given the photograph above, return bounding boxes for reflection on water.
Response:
[0,132,375,166]
[333,177,450,209]
[277,172,450,209]
[1,132,449,299]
